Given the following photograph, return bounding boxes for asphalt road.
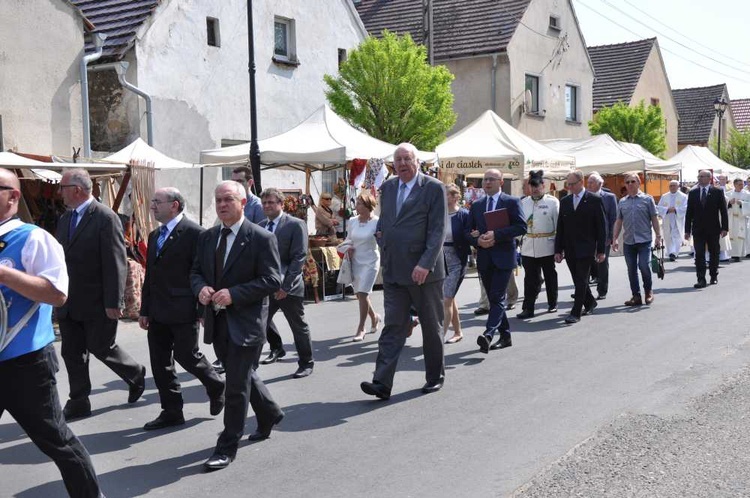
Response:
[3,250,750,497]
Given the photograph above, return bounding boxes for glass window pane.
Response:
[274,21,288,56]
[565,85,577,121]
[525,75,539,113]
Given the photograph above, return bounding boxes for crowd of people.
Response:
[1,141,749,496]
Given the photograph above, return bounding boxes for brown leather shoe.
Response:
[624,294,643,306]
[644,291,654,304]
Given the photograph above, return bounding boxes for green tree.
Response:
[589,100,667,157]
[324,30,456,151]
[710,127,750,169]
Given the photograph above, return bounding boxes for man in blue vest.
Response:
[0,169,102,497]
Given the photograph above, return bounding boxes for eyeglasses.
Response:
[59,184,79,189]
[0,186,15,191]
[624,180,638,184]
[482,177,501,183]
[150,199,172,205]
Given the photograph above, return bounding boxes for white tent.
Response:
[102,138,199,169]
[0,152,62,181]
[200,104,434,170]
[541,134,651,176]
[435,110,574,178]
[617,141,681,173]
[669,145,748,182]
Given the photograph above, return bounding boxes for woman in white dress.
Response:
[346,192,381,341]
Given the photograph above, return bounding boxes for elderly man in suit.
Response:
[468,169,527,353]
[191,180,283,471]
[138,187,225,430]
[258,188,314,378]
[56,169,146,420]
[685,169,729,288]
[360,143,447,400]
[586,172,617,300]
[554,170,606,324]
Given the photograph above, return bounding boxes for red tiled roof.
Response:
[731,98,750,132]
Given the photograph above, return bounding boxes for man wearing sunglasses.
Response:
[612,173,661,306]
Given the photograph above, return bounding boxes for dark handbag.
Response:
[651,245,665,280]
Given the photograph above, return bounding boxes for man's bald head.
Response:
[0,168,21,190]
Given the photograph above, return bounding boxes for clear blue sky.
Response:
[572,0,750,99]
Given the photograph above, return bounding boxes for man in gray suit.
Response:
[56,169,146,420]
[360,143,447,400]
[258,188,314,378]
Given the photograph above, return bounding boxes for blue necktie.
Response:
[396,183,407,215]
[156,225,169,254]
[487,196,495,212]
[68,210,78,241]
[267,220,275,232]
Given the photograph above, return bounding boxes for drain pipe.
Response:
[115,62,154,146]
[81,32,107,158]
[490,53,499,112]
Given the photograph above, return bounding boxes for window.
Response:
[525,74,540,114]
[338,48,347,69]
[565,84,578,122]
[207,17,220,47]
[650,97,660,107]
[549,15,561,31]
[274,17,296,62]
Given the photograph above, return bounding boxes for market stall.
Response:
[669,145,748,183]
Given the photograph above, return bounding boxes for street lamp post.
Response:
[247,0,261,192]
[713,97,728,158]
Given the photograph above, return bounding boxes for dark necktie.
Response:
[214,227,232,284]
[396,183,407,215]
[267,220,275,232]
[68,210,78,242]
[487,196,495,212]
[156,225,169,254]
[700,187,707,206]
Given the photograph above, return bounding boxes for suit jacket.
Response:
[600,190,617,245]
[190,219,281,347]
[467,193,527,271]
[140,215,204,324]
[685,185,729,237]
[259,213,307,297]
[449,207,472,264]
[55,200,127,320]
[554,190,606,259]
[376,173,446,286]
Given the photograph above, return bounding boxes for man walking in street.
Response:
[139,187,225,430]
[657,180,688,261]
[586,172,617,300]
[685,170,729,288]
[612,172,661,306]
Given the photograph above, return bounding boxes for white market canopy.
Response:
[0,151,127,179]
[435,110,575,179]
[669,145,748,183]
[616,141,681,173]
[102,138,199,169]
[200,104,434,171]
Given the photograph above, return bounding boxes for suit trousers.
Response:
[0,345,101,498]
[693,232,720,280]
[212,312,282,457]
[265,295,314,368]
[479,265,512,338]
[147,320,224,414]
[595,245,611,296]
[374,280,445,390]
[521,255,558,311]
[59,314,143,402]
[565,256,596,317]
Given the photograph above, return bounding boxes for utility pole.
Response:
[247,0,261,192]
[423,0,434,65]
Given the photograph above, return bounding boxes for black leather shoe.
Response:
[583,301,598,316]
[143,411,185,430]
[360,381,391,400]
[63,399,91,421]
[516,309,534,319]
[421,380,444,394]
[477,334,491,354]
[710,277,718,285]
[564,314,580,324]
[248,412,285,441]
[128,366,147,404]
[260,349,286,365]
[473,308,489,316]
[490,336,512,350]
[204,453,233,471]
[694,280,707,289]
[669,254,676,261]
[547,305,558,313]
[596,293,607,300]
[292,366,313,379]
[209,390,225,416]
[212,359,225,375]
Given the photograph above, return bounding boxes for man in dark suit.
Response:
[56,169,146,420]
[360,143,446,400]
[685,169,729,288]
[138,187,225,430]
[554,170,606,324]
[467,169,526,353]
[586,172,617,300]
[258,188,314,378]
[191,180,283,471]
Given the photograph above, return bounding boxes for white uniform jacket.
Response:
[520,194,559,258]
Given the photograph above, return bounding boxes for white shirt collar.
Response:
[399,174,419,191]
[222,217,244,235]
[162,212,184,233]
[76,196,95,215]
[0,218,24,237]
[267,212,283,226]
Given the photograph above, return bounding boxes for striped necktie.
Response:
[156,225,169,254]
